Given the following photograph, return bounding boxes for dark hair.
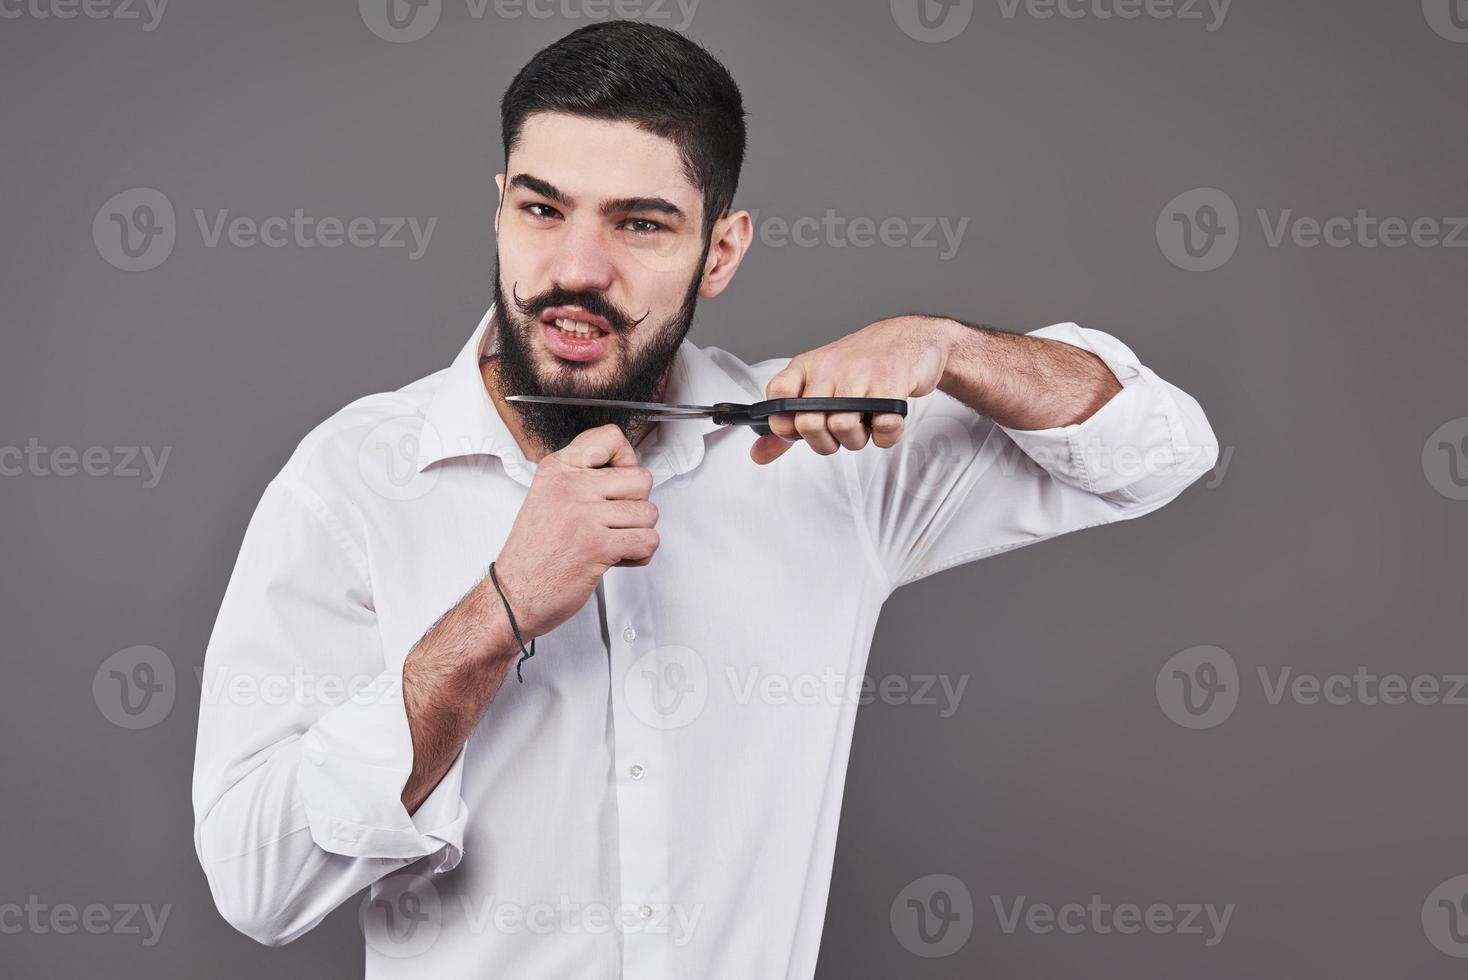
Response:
[500,21,747,238]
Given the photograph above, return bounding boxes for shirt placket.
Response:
[602,565,675,980]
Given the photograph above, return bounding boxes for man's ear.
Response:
[698,209,754,300]
[493,174,506,235]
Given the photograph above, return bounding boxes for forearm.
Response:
[400,574,521,813]
[931,318,1123,430]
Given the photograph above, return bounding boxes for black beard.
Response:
[486,247,709,454]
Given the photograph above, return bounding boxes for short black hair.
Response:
[500,21,747,238]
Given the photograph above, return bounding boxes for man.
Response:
[191,19,1217,979]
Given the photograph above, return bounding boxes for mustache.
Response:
[509,283,650,334]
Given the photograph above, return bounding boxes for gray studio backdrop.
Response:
[2,0,1466,976]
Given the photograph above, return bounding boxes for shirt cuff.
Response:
[296,668,468,874]
[996,322,1194,501]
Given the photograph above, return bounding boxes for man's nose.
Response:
[546,220,614,294]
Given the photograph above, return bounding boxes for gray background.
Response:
[2,0,1465,975]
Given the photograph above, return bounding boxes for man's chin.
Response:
[529,354,626,399]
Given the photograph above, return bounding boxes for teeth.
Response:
[553,317,606,337]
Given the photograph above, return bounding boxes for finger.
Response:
[825,409,870,452]
[869,412,906,449]
[577,465,654,501]
[749,432,797,465]
[597,498,659,529]
[557,423,637,470]
[792,379,839,455]
[763,360,807,441]
[607,527,659,566]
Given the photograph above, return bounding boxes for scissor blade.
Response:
[505,394,714,418]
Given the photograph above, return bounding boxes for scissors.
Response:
[505,395,908,437]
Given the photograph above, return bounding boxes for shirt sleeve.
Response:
[843,322,1219,591]
[191,476,468,946]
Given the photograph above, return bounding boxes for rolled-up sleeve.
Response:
[191,476,467,946]
[844,322,1219,590]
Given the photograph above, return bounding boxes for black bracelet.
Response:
[488,560,536,683]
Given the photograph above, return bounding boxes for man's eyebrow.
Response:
[601,197,685,221]
[508,173,568,205]
[507,174,685,221]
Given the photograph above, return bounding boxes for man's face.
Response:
[490,112,715,452]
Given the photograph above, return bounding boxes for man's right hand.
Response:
[490,424,659,642]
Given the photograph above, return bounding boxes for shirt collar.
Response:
[415,304,755,486]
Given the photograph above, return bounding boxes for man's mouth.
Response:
[541,306,612,335]
[538,306,614,362]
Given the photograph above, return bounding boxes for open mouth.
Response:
[539,307,614,362]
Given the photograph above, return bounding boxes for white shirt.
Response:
[191,305,1217,978]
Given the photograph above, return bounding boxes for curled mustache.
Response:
[509,283,650,334]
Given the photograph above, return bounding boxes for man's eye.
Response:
[624,218,664,236]
[524,203,562,220]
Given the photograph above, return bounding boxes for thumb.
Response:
[750,432,797,465]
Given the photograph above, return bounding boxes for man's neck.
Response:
[479,354,668,464]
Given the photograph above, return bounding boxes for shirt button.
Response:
[638,904,653,920]
[629,764,644,780]
[622,626,637,644]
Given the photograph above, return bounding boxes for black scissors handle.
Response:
[709,397,909,437]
